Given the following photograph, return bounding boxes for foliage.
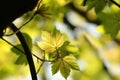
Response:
[98,7,120,37]
[37,30,80,79]
[84,0,107,13]
[0,0,120,80]
[51,56,80,79]
[37,31,65,53]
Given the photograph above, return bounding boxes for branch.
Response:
[2,37,57,62]
[110,0,120,7]
[10,23,38,80]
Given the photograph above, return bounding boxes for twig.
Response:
[4,13,35,36]
[37,51,45,74]
[37,61,44,74]
[33,54,57,62]
[2,37,56,62]
[2,36,57,76]
[1,37,25,53]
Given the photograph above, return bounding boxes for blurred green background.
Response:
[0,0,120,80]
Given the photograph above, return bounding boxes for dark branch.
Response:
[10,23,38,80]
[110,0,120,7]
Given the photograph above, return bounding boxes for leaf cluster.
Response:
[37,30,80,79]
[52,56,80,79]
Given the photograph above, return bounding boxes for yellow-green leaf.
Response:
[51,58,71,79]
[60,60,70,79]
[37,42,55,52]
[37,31,65,52]
[66,45,79,53]
[52,59,61,75]
[64,56,80,71]
[98,11,120,37]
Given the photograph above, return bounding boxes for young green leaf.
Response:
[59,41,70,57]
[86,0,106,13]
[51,56,80,79]
[59,60,70,79]
[98,11,120,37]
[11,44,28,65]
[51,58,70,79]
[37,31,65,52]
[52,59,61,75]
[63,56,80,71]
[15,54,28,65]
[11,44,24,55]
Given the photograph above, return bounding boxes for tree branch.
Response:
[10,23,38,80]
[110,0,120,7]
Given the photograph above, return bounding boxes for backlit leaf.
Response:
[64,56,80,71]
[37,31,65,52]
[51,58,70,79]
[11,44,27,65]
[52,59,61,75]
[11,44,23,55]
[15,54,27,65]
[98,11,120,37]
[59,60,70,79]
[86,0,106,13]
[51,56,80,79]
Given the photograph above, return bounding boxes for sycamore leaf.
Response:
[52,59,61,75]
[51,58,70,79]
[15,54,27,65]
[11,44,28,65]
[59,59,70,79]
[59,41,71,57]
[98,11,120,37]
[86,0,106,13]
[51,56,80,79]
[37,31,65,52]
[11,44,24,55]
[63,56,80,71]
